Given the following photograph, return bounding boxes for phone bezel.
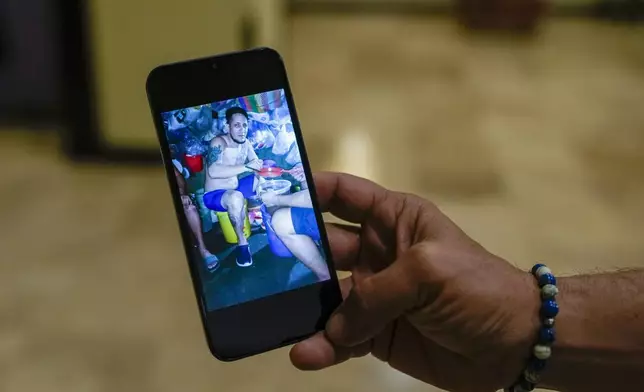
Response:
[145,47,342,361]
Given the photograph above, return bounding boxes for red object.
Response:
[258,167,290,178]
[184,154,203,173]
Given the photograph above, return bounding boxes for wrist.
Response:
[536,273,644,392]
[540,275,644,391]
[506,271,542,357]
[493,270,542,389]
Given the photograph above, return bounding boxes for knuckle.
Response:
[404,242,445,285]
[420,196,439,212]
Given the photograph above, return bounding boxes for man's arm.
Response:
[174,167,187,195]
[245,141,262,171]
[541,271,644,392]
[206,139,248,179]
[270,190,313,208]
[246,142,261,163]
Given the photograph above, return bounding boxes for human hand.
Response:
[246,159,263,172]
[290,164,306,183]
[260,191,280,208]
[290,172,540,392]
[181,195,193,209]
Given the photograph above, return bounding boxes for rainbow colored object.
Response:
[237,90,284,113]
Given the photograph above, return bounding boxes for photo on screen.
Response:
[162,89,331,311]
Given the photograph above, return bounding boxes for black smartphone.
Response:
[146,48,342,361]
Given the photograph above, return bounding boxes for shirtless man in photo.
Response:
[203,107,262,267]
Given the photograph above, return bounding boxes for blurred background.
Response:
[1,0,643,391]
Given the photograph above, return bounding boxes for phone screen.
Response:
[162,88,331,312]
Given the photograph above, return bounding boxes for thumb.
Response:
[326,247,421,347]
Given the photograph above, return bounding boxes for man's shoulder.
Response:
[206,137,226,164]
[210,136,226,148]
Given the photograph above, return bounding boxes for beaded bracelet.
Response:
[505,263,559,392]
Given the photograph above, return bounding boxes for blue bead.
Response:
[539,327,556,344]
[528,358,547,372]
[531,263,546,275]
[541,299,559,318]
[538,273,557,287]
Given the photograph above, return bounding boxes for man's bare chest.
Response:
[220,144,248,165]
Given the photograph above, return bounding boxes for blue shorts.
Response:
[290,207,320,241]
[203,175,256,212]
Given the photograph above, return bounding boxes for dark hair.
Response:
[225,107,248,124]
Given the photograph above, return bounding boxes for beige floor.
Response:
[2,15,644,392]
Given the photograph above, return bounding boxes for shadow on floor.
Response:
[195,226,319,311]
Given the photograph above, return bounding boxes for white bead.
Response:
[534,344,552,360]
[541,284,559,298]
[536,266,552,278]
[544,318,555,327]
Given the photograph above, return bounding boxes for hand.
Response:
[246,159,263,172]
[290,163,306,183]
[260,191,280,208]
[181,195,193,209]
[290,173,540,392]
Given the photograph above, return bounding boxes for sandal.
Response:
[204,255,220,272]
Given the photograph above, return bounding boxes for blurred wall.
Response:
[85,0,287,150]
[87,0,246,149]
[249,0,288,55]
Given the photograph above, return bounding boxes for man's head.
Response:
[225,107,249,144]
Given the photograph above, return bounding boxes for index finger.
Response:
[312,172,388,224]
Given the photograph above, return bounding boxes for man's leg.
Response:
[221,190,247,246]
[184,197,219,270]
[272,208,330,281]
[221,190,252,267]
[185,203,209,254]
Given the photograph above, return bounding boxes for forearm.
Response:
[174,171,187,194]
[541,271,644,392]
[276,191,312,208]
[207,164,248,179]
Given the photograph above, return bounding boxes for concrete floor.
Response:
[1,15,644,392]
